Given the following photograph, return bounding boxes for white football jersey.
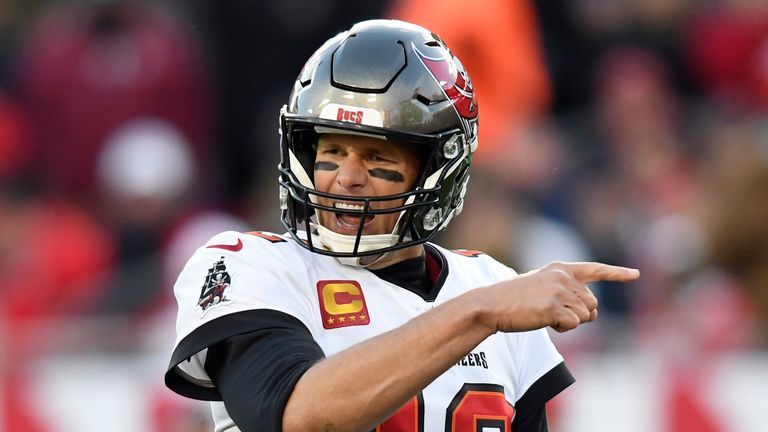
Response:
[166,230,568,431]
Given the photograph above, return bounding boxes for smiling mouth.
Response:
[333,202,375,229]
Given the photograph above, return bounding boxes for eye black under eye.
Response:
[314,161,339,171]
[368,168,405,182]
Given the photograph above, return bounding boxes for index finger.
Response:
[566,262,640,283]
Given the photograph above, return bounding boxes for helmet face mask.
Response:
[278,19,478,261]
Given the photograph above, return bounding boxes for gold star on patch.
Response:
[338,316,346,322]
[349,314,356,321]
[327,317,335,325]
[359,314,366,320]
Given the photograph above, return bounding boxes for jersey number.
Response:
[376,384,514,432]
[246,230,286,243]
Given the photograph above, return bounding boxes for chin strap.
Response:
[312,223,401,267]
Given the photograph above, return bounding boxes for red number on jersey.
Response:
[374,385,513,431]
[375,394,424,432]
[246,230,286,243]
[445,384,514,432]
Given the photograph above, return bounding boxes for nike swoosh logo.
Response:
[206,238,243,252]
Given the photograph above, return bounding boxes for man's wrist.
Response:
[459,287,499,336]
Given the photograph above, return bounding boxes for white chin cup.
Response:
[313,223,401,267]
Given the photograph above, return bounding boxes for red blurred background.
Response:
[0,0,766,430]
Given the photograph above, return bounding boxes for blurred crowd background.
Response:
[0,0,766,431]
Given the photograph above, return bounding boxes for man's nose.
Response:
[335,154,367,190]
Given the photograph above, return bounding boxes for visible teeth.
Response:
[334,202,364,211]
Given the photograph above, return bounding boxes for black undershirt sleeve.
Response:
[511,361,575,432]
[203,311,325,432]
[512,403,549,431]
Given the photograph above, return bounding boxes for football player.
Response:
[165,19,639,432]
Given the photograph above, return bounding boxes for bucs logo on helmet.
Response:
[414,43,478,120]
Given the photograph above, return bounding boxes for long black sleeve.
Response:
[204,310,325,432]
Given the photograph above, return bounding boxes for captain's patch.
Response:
[317,280,371,329]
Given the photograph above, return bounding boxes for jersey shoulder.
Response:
[173,229,313,322]
[203,229,295,255]
[193,229,315,269]
[430,243,518,280]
